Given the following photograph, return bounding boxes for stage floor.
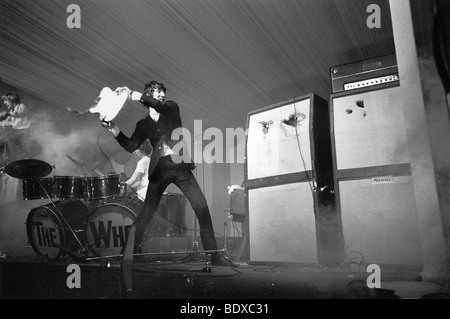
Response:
[1,249,448,301]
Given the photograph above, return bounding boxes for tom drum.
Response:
[85,174,121,200]
[22,178,55,200]
[54,176,87,199]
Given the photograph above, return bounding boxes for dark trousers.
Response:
[133,158,218,252]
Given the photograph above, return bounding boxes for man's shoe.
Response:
[211,252,234,267]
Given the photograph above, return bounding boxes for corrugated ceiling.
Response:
[1,0,396,129]
[0,0,400,173]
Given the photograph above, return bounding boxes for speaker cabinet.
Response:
[245,93,342,267]
[246,94,332,180]
[248,182,318,264]
[338,176,422,266]
[331,84,410,170]
[331,84,423,267]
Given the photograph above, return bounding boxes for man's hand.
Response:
[0,111,9,121]
[115,86,131,100]
[99,114,120,136]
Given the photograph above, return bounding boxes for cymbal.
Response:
[5,159,53,179]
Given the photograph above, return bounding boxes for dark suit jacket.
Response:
[115,95,193,179]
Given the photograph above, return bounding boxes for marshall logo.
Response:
[88,220,132,249]
[371,176,394,184]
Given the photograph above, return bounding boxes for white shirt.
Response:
[9,103,31,130]
[135,155,150,201]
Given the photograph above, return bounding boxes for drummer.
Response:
[125,139,152,201]
[1,91,32,160]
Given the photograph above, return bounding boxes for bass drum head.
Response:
[26,200,89,260]
[86,197,142,257]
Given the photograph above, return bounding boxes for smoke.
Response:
[28,106,111,177]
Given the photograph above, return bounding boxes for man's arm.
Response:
[104,120,144,153]
[126,171,143,189]
[126,157,148,187]
[137,94,174,114]
[115,129,147,153]
[128,90,178,114]
[0,104,27,120]
[111,117,159,153]
[0,111,10,122]
[116,86,178,114]
[9,103,28,118]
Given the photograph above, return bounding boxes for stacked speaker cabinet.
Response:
[245,93,343,267]
[331,83,423,267]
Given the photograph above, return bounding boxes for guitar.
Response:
[66,87,128,122]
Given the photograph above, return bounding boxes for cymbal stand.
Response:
[223,222,228,251]
[78,164,83,176]
[37,179,88,257]
[192,217,199,252]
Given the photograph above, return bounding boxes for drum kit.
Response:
[2,88,231,297]
[4,158,188,262]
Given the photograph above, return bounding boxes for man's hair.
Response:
[1,91,20,104]
[138,139,153,155]
[143,81,166,95]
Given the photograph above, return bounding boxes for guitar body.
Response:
[89,87,128,122]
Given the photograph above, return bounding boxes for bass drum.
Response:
[26,200,89,260]
[86,196,142,257]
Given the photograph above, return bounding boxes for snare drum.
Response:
[85,174,121,200]
[54,176,87,199]
[26,200,89,260]
[22,178,55,200]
